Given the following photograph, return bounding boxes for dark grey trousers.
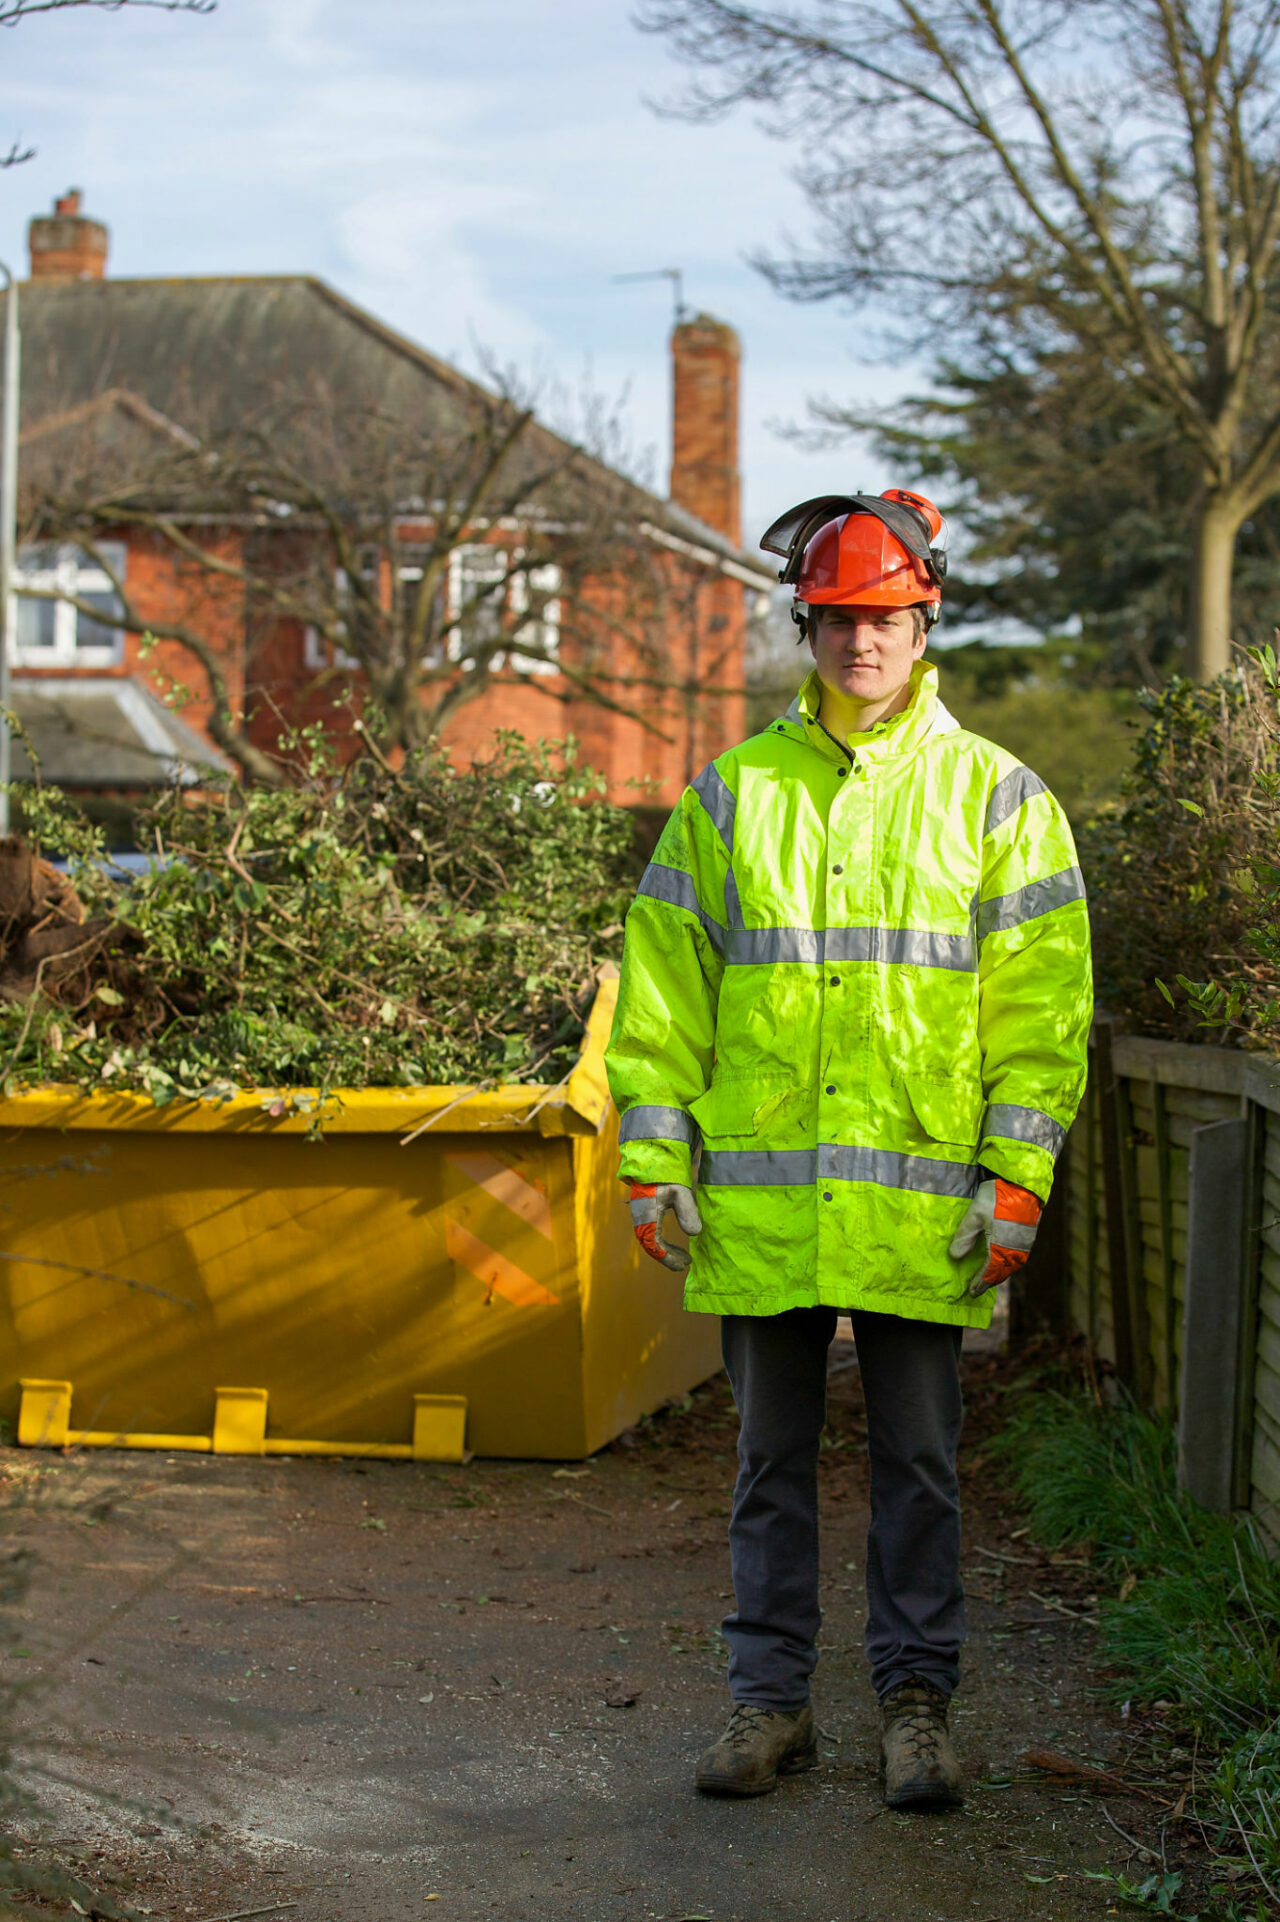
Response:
[720,1306,965,1709]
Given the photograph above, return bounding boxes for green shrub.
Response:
[1080,666,1278,1043]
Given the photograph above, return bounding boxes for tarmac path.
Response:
[1,1336,1170,1922]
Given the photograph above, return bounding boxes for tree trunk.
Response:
[1188,494,1241,681]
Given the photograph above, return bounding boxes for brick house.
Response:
[9,192,773,830]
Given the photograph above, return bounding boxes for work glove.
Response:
[627,1181,703,1273]
[949,1176,1042,1297]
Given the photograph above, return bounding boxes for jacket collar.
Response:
[780,662,952,765]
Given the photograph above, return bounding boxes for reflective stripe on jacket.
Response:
[604,663,1093,1328]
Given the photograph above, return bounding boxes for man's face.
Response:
[808,603,926,708]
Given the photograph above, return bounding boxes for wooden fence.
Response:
[1062,1024,1280,1550]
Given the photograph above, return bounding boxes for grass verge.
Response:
[1000,1385,1280,1916]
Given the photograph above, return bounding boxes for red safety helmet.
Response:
[761,488,947,638]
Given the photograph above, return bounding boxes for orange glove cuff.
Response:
[627,1184,663,1263]
[993,1178,1042,1228]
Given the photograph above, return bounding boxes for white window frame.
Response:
[446,544,561,674]
[12,542,127,667]
[395,560,451,667]
[303,562,367,673]
[509,560,561,675]
[447,543,509,666]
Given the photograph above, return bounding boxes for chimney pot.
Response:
[669,311,741,545]
[29,189,108,282]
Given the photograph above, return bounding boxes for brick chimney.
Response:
[28,189,108,281]
[669,312,740,545]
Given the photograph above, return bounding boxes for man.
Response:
[604,488,1092,1808]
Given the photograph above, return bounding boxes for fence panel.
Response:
[1060,1033,1280,1541]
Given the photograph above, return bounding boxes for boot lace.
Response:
[722,1703,786,1751]
[882,1683,948,1761]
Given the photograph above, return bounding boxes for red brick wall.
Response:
[438,553,747,808]
[243,541,748,809]
[24,526,747,811]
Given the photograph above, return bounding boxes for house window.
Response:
[510,561,561,675]
[447,545,561,673]
[302,553,432,673]
[395,554,449,666]
[13,542,127,666]
[303,555,374,672]
[447,543,508,664]
[303,624,360,672]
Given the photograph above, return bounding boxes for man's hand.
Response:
[949,1177,1042,1297]
[628,1182,703,1273]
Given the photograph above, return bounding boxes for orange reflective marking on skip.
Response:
[445,1151,554,1240]
[444,1217,561,1309]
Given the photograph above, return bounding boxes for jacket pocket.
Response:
[900,1071,984,1151]
[689,1077,795,1142]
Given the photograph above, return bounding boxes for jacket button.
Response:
[837,767,848,777]
[829,976,841,986]
[823,1191,833,1202]
[825,1084,836,1095]
[832,864,843,875]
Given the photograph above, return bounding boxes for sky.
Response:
[0,0,921,553]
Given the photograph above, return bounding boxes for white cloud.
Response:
[335,187,546,362]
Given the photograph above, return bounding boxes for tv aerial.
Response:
[613,267,688,324]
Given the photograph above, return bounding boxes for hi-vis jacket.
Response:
[604,663,1093,1329]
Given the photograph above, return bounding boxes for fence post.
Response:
[1094,1021,1149,1398]
[1151,1077,1178,1411]
[1083,1072,1099,1348]
[1178,1116,1250,1511]
[1232,1103,1264,1513]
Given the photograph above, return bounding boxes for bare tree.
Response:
[641,0,1280,678]
[0,1,214,21]
[18,373,679,783]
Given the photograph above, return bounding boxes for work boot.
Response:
[695,1701,818,1797]
[879,1678,963,1809]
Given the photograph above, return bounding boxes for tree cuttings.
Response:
[640,0,1280,678]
